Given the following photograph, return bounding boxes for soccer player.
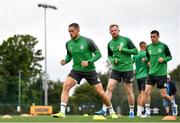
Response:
[133,41,151,117]
[138,30,178,117]
[53,23,117,118]
[95,24,138,118]
[163,75,177,116]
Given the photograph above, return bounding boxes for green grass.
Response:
[0,115,179,122]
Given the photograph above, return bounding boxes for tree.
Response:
[0,35,44,104]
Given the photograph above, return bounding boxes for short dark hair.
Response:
[69,23,80,29]
[151,30,159,36]
[139,41,146,47]
[109,24,119,30]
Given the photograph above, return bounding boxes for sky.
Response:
[0,0,180,81]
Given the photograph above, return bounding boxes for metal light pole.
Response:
[17,70,22,113]
[38,3,57,106]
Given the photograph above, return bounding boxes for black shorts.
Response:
[137,77,147,91]
[68,70,100,85]
[146,75,167,89]
[109,70,133,83]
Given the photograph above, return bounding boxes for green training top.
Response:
[65,35,101,72]
[133,50,148,79]
[146,41,172,76]
[108,35,138,71]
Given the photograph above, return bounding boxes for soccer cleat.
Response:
[95,109,106,116]
[110,112,118,119]
[129,112,135,118]
[144,113,151,118]
[172,104,178,116]
[52,112,65,118]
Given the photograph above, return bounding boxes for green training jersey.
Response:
[64,35,101,72]
[133,50,148,79]
[108,35,138,71]
[146,41,172,76]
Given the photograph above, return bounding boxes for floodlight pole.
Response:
[17,70,22,113]
[38,3,57,106]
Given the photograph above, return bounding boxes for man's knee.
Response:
[107,85,114,93]
[63,83,72,91]
[97,90,105,97]
[124,84,133,95]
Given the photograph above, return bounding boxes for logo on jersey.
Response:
[158,48,162,53]
[69,47,72,52]
[111,46,114,50]
[118,42,124,49]
[80,45,84,50]
[148,50,152,54]
[120,42,124,47]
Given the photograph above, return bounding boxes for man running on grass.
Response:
[138,30,178,117]
[53,23,118,119]
[95,24,138,118]
[133,41,151,117]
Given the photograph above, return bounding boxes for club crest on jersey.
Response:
[69,47,72,51]
[80,45,84,50]
[158,48,162,53]
[111,46,114,50]
[119,42,124,47]
[148,50,152,54]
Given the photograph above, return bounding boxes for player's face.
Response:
[150,33,159,44]
[140,43,147,50]
[68,27,79,39]
[110,26,120,38]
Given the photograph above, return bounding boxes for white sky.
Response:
[0,0,180,81]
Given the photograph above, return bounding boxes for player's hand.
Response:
[60,59,66,65]
[81,61,89,67]
[147,61,150,66]
[114,58,118,64]
[118,45,122,52]
[142,58,147,62]
[158,57,164,63]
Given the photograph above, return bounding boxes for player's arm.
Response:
[163,44,172,62]
[132,55,135,63]
[108,43,114,64]
[87,38,102,64]
[121,38,138,55]
[145,47,150,62]
[61,42,72,65]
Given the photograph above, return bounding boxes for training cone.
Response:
[162,115,176,120]
[93,115,106,120]
[1,115,12,119]
[83,114,89,117]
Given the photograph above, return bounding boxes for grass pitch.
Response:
[0,115,179,122]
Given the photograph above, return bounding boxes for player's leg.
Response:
[93,83,118,118]
[53,70,80,118]
[138,84,153,117]
[144,92,151,116]
[95,79,118,115]
[157,76,178,116]
[141,77,151,116]
[106,79,118,100]
[123,71,135,118]
[53,77,76,118]
[95,70,119,116]
[124,83,135,118]
[160,88,178,116]
[136,79,143,116]
[163,99,170,115]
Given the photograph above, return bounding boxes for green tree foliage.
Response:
[0,35,44,104]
